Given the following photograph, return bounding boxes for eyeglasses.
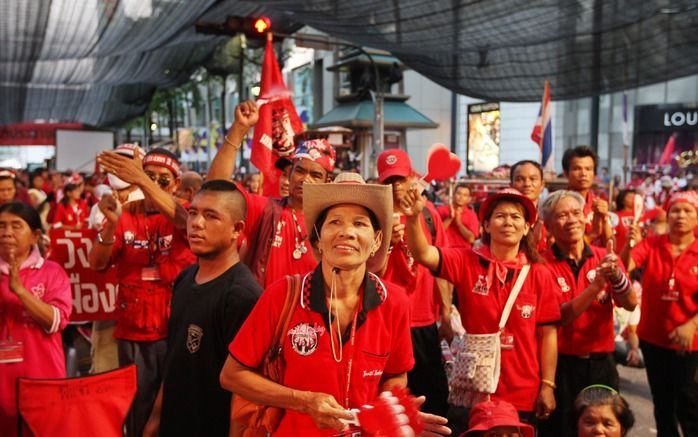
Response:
[146,173,172,188]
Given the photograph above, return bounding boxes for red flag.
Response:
[251,34,304,196]
[658,133,676,166]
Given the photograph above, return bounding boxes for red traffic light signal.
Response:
[253,17,271,34]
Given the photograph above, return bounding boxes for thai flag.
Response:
[531,80,554,172]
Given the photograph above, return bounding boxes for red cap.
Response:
[478,187,538,225]
[462,401,534,437]
[667,190,698,213]
[377,149,413,183]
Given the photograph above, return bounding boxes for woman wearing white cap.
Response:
[221,172,451,436]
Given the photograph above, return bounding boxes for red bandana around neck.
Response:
[472,242,528,287]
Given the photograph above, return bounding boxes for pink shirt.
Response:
[0,247,72,437]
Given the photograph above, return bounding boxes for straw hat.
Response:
[303,172,393,273]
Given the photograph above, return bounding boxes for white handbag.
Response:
[449,264,530,405]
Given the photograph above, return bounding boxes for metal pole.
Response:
[590,0,602,151]
[355,46,383,177]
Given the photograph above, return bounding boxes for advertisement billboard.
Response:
[467,102,500,173]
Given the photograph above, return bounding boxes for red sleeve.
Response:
[158,228,196,284]
[52,204,66,226]
[463,209,480,238]
[243,193,269,238]
[427,202,446,247]
[533,265,561,324]
[630,236,653,269]
[229,278,287,368]
[110,214,125,262]
[436,205,450,221]
[384,284,415,374]
[437,246,470,285]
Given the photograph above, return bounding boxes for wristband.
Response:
[610,274,630,295]
[541,379,557,389]
[97,232,115,245]
[224,135,242,151]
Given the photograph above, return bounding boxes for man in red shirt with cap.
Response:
[89,148,196,437]
[376,148,451,417]
[207,101,336,287]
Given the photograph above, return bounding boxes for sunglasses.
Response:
[146,173,172,188]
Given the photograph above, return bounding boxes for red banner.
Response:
[48,229,118,322]
[0,122,83,145]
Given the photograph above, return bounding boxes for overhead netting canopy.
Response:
[0,0,298,127]
[1,0,697,127]
[269,0,698,101]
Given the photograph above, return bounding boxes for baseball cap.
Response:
[462,401,534,437]
[377,149,413,183]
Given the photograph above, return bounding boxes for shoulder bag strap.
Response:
[498,264,530,330]
[268,274,302,362]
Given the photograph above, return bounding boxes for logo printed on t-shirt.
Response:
[288,322,326,356]
[517,304,535,319]
[123,231,135,245]
[186,324,203,353]
[557,277,571,292]
[691,265,698,275]
[30,283,45,299]
[472,274,489,295]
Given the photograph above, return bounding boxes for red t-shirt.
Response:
[245,194,317,288]
[437,248,561,412]
[631,235,698,351]
[436,205,479,249]
[52,200,89,228]
[230,268,414,437]
[542,245,623,355]
[382,202,445,327]
[110,201,196,341]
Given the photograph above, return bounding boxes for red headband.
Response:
[667,190,698,213]
[142,153,181,177]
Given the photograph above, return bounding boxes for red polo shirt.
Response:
[436,248,561,412]
[245,194,317,288]
[382,202,445,327]
[436,205,479,249]
[631,235,698,351]
[230,267,414,437]
[52,200,89,228]
[542,244,623,355]
[111,200,196,341]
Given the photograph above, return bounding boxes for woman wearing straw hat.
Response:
[221,172,451,436]
[402,187,560,434]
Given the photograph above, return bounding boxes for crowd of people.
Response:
[0,99,696,437]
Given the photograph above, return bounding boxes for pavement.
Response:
[618,364,657,436]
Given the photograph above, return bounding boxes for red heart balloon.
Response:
[426,143,461,181]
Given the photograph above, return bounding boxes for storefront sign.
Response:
[636,103,698,132]
[49,229,118,321]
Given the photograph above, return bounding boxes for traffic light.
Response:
[225,15,273,40]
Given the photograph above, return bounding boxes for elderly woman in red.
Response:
[220,173,451,436]
[0,202,72,437]
[403,187,560,434]
[621,190,698,436]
